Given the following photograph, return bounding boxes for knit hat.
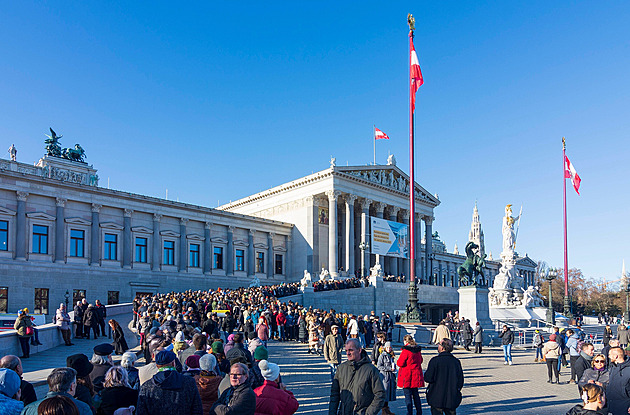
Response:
[0,368,21,398]
[199,354,217,373]
[259,360,280,381]
[155,350,177,366]
[185,355,201,369]
[227,334,235,343]
[384,342,391,349]
[211,341,224,354]
[66,354,94,377]
[254,345,269,361]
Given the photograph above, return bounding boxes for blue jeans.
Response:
[358,333,365,348]
[329,363,338,380]
[278,325,285,341]
[502,344,512,363]
[535,347,543,360]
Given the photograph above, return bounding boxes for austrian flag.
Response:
[374,127,390,140]
[564,155,581,195]
[410,36,424,112]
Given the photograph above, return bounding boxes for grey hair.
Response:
[345,338,361,350]
[90,354,110,365]
[121,352,137,368]
[0,355,20,372]
[230,362,249,377]
[104,366,130,388]
[48,367,77,393]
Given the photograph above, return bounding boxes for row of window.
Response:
[0,287,119,315]
[0,220,284,273]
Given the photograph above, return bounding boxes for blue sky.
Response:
[1,2,628,282]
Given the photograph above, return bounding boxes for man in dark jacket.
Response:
[0,355,37,405]
[94,299,107,337]
[73,300,84,339]
[210,362,256,415]
[225,333,253,364]
[424,338,464,415]
[328,338,385,415]
[606,346,630,415]
[498,325,514,365]
[137,350,203,415]
[573,342,594,391]
[83,304,98,340]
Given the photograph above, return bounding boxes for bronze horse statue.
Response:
[457,241,486,286]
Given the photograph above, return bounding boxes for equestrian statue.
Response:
[457,241,487,286]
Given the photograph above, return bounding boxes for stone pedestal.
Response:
[458,286,494,344]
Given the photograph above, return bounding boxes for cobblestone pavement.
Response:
[268,341,579,415]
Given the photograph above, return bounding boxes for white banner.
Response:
[370,217,409,258]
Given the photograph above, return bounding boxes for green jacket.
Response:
[21,391,92,415]
[324,334,344,365]
[14,316,33,337]
[328,353,385,415]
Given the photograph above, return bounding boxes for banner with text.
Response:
[370,217,409,258]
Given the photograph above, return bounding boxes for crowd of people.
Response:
[312,276,370,292]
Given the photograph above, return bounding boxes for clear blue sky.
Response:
[1,2,628,282]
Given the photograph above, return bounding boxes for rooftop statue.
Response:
[45,128,62,157]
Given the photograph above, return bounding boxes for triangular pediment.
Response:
[65,217,92,226]
[233,239,248,247]
[254,243,268,249]
[186,233,205,241]
[210,237,227,244]
[516,255,537,268]
[100,222,124,230]
[131,226,153,234]
[0,207,16,216]
[160,230,180,237]
[274,245,287,252]
[26,212,55,221]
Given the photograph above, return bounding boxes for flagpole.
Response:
[373,125,376,165]
[563,136,571,317]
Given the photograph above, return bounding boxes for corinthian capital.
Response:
[325,190,341,201]
[424,215,434,225]
[375,202,387,214]
[358,198,373,211]
[344,194,358,205]
[91,203,102,213]
[124,209,133,218]
[16,191,29,202]
[56,198,67,207]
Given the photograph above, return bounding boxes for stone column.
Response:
[326,190,340,277]
[375,202,386,219]
[267,232,274,278]
[307,196,318,273]
[15,191,28,260]
[122,209,133,268]
[152,214,162,270]
[90,204,101,265]
[204,222,212,274]
[359,198,372,277]
[227,226,234,275]
[389,207,400,277]
[402,210,410,279]
[248,230,255,276]
[424,215,434,285]
[344,194,357,276]
[55,198,66,263]
[179,218,188,271]
[286,234,292,278]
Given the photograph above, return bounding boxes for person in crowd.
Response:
[74,301,85,339]
[533,330,544,362]
[223,334,236,355]
[120,352,140,390]
[180,333,206,365]
[377,341,397,415]
[276,309,287,342]
[184,356,202,377]
[257,316,270,347]
[603,325,613,347]
[324,325,344,381]
[90,344,114,393]
[346,315,359,340]
[397,335,424,415]
[22,367,92,415]
[249,346,268,389]
[137,350,203,415]
[298,313,307,344]
[83,304,99,340]
[542,333,562,384]
[372,331,387,365]
[432,321,451,344]
[565,383,607,415]
[328,338,385,415]
[210,362,256,415]
[579,353,609,393]
[54,303,73,346]
[98,366,138,415]
[139,347,164,386]
[574,342,595,390]
[566,329,581,383]
[94,300,107,338]
[225,333,253,364]
[424,338,464,415]
[606,346,630,415]
[211,341,230,376]
[65,354,95,412]
[308,316,320,355]
[254,360,299,415]
[0,355,37,406]
[472,321,483,354]
[109,319,128,355]
[36,395,80,415]
[21,309,43,347]
[0,367,23,415]
[247,333,264,357]
[619,324,630,349]
[602,339,618,368]
[14,309,34,358]
[499,325,514,365]
[195,354,223,414]
[461,319,473,351]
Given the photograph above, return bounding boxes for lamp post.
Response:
[64,290,70,309]
[359,242,369,278]
[545,268,557,325]
[624,281,630,323]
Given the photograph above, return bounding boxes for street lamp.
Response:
[545,268,557,326]
[64,290,70,309]
[359,241,369,277]
[624,281,630,323]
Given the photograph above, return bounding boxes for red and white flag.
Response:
[410,36,424,112]
[564,155,581,195]
[374,127,390,140]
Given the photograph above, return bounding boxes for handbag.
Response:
[25,326,34,336]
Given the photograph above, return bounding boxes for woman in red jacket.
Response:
[397,334,425,415]
[254,360,299,415]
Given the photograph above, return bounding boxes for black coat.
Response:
[499,329,514,345]
[137,370,203,415]
[20,379,37,406]
[328,353,385,415]
[98,386,138,415]
[424,352,464,410]
[606,358,630,415]
[574,355,593,385]
[83,307,97,327]
[112,325,128,354]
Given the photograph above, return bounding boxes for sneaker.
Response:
[504,362,508,365]
[509,361,513,365]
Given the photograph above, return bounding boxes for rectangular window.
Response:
[235,249,244,271]
[104,233,117,260]
[189,244,200,267]
[135,237,148,263]
[73,289,86,305]
[213,247,223,270]
[275,254,283,275]
[0,221,7,251]
[163,240,175,265]
[69,229,85,257]
[34,288,49,315]
[256,252,264,273]
[32,224,48,254]
[0,287,7,313]
[107,291,119,305]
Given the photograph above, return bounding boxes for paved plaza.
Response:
[20,324,581,415]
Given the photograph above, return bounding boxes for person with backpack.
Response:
[566,329,581,384]
[533,330,544,362]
